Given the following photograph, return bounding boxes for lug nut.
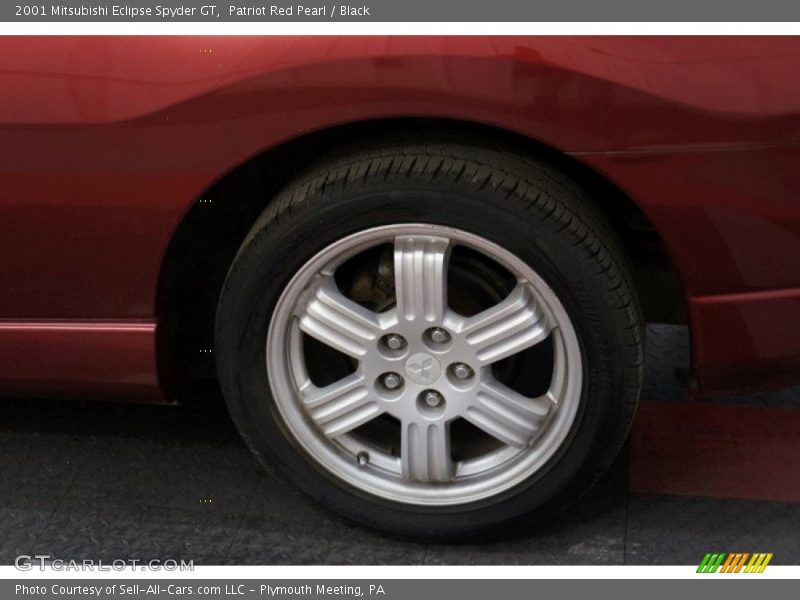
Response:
[423,390,444,408]
[383,334,407,350]
[451,363,474,380]
[381,372,403,390]
[429,328,450,344]
[357,451,370,467]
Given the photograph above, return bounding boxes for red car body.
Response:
[1,36,799,401]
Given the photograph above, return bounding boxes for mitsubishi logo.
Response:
[404,352,442,385]
[409,358,433,379]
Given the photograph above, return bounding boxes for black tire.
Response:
[215,137,643,540]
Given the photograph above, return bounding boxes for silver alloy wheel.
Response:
[267,224,582,506]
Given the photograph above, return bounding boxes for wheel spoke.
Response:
[465,379,551,447]
[401,420,453,482]
[303,373,382,437]
[462,283,551,365]
[393,235,450,323]
[299,277,383,359]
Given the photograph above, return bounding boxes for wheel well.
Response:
[156,118,685,399]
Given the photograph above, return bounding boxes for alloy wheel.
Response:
[266,224,582,506]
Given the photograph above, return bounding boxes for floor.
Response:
[1,325,798,566]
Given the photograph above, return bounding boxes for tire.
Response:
[215,138,643,540]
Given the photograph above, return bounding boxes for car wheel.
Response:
[215,139,643,540]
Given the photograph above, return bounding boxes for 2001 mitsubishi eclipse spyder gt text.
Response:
[1,36,799,539]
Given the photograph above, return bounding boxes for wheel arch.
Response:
[155,117,685,399]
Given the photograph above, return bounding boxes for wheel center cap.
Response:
[404,352,442,385]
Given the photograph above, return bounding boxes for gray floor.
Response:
[1,325,799,565]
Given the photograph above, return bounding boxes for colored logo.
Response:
[697,553,773,573]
